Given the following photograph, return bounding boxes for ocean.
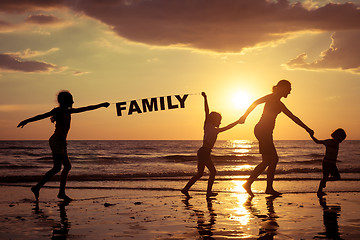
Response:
[1,140,359,190]
[1,140,360,239]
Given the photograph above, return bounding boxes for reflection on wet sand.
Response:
[32,201,71,240]
[52,201,71,240]
[182,198,217,239]
[315,197,341,240]
[244,195,280,239]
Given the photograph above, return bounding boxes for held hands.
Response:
[307,128,314,136]
[238,116,246,124]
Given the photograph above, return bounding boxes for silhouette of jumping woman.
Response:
[240,80,313,196]
[181,92,241,198]
[17,90,109,201]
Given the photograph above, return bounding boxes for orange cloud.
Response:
[285,31,360,73]
[0,19,17,32]
[0,0,64,13]
[5,48,60,58]
[25,14,61,24]
[0,53,61,73]
[0,14,67,33]
[73,71,90,76]
[1,1,359,52]
[1,0,360,72]
[64,0,360,52]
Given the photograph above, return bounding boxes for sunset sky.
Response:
[1,0,359,140]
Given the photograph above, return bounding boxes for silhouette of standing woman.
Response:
[240,80,313,196]
[18,91,109,201]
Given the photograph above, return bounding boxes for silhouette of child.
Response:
[181,92,241,198]
[17,90,109,201]
[310,128,346,198]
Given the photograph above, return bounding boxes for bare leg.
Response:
[242,182,254,197]
[205,159,217,198]
[243,160,270,197]
[32,154,62,200]
[57,155,72,201]
[265,154,281,195]
[182,172,203,198]
[317,166,335,197]
[317,178,327,197]
[182,159,205,198]
[31,187,40,201]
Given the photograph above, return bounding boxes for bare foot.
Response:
[181,189,191,198]
[31,186,39,201]
[265,189,282,196]
[243,182,254,197]
[57,193,72,202]
[206,192,218,198]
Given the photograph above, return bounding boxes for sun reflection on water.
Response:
[229,140,254,156]
[228,180,252,226]
[220,140,256,177]
[218,141,257,227]
[222,164,253,172]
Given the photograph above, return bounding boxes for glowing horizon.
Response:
[0,0,359,140]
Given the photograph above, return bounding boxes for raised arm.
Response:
[239,95,269,123]
[202,92,210,119]
[281,104,314,135]
[70,102,110,114]
[17,111,53,128]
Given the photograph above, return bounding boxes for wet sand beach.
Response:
[1,180,360,240]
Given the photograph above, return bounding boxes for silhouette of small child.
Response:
[310,128,346,198]
[17,90,109,201]
[181,92,241,198]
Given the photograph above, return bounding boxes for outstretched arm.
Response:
[17,111,53,128]
[310,134,324,144]
[70,102,110,114]
[239,95,269,123]
[218,119,240,133]
[281,104,314,135]
[202,92,210,119]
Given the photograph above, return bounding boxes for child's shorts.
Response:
[322,162,340,178]
[49,134,67,155]
[197,147,211,162]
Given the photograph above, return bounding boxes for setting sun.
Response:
[232,91,252,111]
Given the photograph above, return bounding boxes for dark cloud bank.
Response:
[1,0,360,73]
